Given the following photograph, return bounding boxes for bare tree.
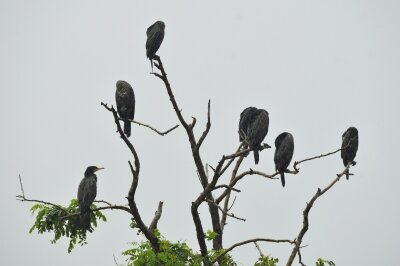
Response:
[17,54,357,265]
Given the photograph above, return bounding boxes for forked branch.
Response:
[211,238,295,264]
[151,55,223,252]
[102,102,161,252]
[118,117,179,136]
[285,164,352,266]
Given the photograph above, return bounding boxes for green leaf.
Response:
[27,199,107,252]
[205,229,219,241]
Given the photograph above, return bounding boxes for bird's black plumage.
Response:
[146,20,165,70]
[274,132,294,187]
[116,80,135,138]
[238,107,269,164]
[341,127,359,180]
[77,166,103,232]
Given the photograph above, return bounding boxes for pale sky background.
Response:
[1,1,399,265]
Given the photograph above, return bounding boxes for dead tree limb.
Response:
[16,176,133,219]
[102,102,161,252]
[151,56,224,251]
[149,201,164,232]
[293,148,342,171]
[118,117,179,136]
[285,164,352,266]
[211,238,295,264]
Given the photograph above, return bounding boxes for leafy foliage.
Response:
[316,258,336,266]
[205,229,219,241]
[29,199,106,253]
[122,231,237,266]
[254,255,279,266]
[123,237,201,265]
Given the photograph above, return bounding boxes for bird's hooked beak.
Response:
[95,167,105,172]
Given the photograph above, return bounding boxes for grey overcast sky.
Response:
[1,0,399,265]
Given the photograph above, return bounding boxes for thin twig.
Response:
[216,169,278,205]
[118,118,179,136]
[297,248,306,266]
[227,196,237,212]
[16,195,67,212]
[212,185,241,193]
[60,205,133,220]
[211,238,295,264]
[285,164,352,266]
[113,254,123,266]
[18,174,25,198]
[254,242,264,257]
[220,152,246,230]
[94,200,114,206]
[196,100,211,149]
[206,199,246,222]
[293,148,342,171]
[218,143,243,178]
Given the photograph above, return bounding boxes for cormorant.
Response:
[146,20,165,70]
[238,107,269,164]
[274,132,294,187]
[77,166,104,232]
[341,127,359,179]
[115,80,135,138]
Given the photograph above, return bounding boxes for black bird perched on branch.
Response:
[341,127,359,180]
[77,166,104,232]
[116,80,135,138]
[238,107,269,164]
[274,132,294,187]
[146,20,165,70]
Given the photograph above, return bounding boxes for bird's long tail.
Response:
[280,172,286,187]
[253,149,259,164]
[124,120,131,138]
[80,210,91,232]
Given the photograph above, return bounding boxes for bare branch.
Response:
[60,204,133,220]
[227,196,237,212]
[293,147,342,171]
[196,100,211,149]
[219,153,245,229]
[16,195,67,212]
[17,175,132,219]
[102,102,160,252]
[254,241,265,257]
[152,56,223,253]
[113,254,123,266]
[223,147,252,160]
[211,238,295,264]
[285,164,352,266]
[101,102,140,175]
[297,248,306,266]
[218,143,243,178]
[189,116,197,130]
[206,199,246,222]
[94,200,113,206]
[118,118,179,136]
[216,168,278,205]
[18,174,25,198]
[223,142,270,160]
[150,56,190,130]
[212,185,241,193]
[149,201,164,232]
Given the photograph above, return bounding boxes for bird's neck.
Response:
[84,172,97,182]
